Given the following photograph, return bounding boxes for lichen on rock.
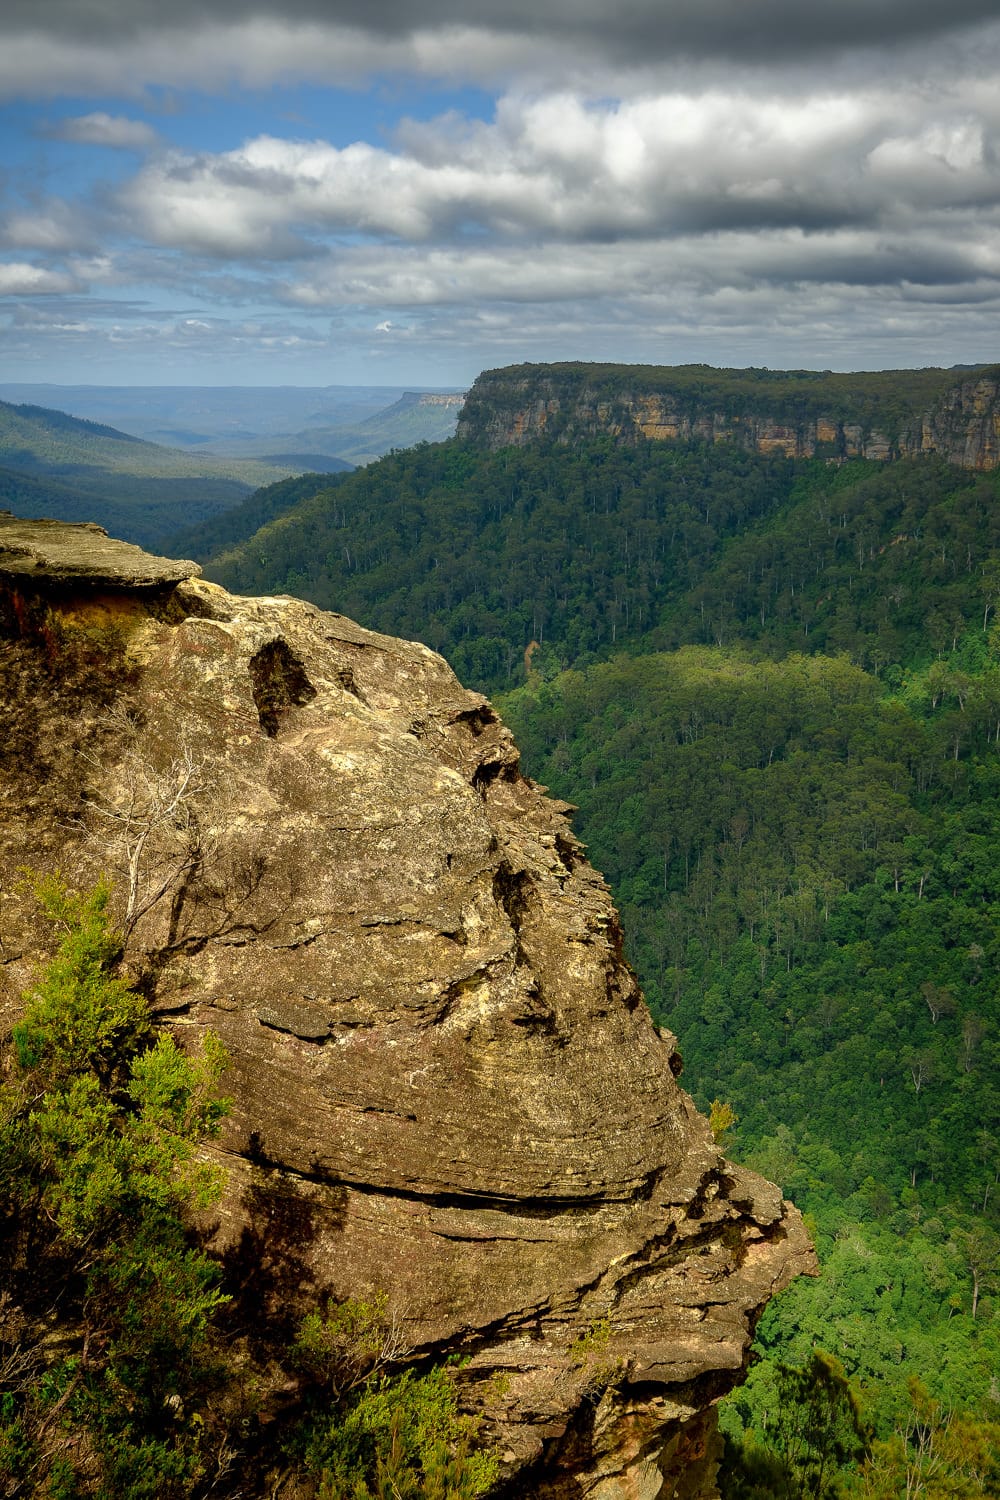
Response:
[0,519,815,1499]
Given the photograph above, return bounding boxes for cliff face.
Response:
[0,517,813,1499]
[457,363,1000,470]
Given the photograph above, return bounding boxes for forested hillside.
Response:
[195,418,1000,1496]
[197,439,803,687]
[0,400,294,550]
[501,642,1000,1477]
[200,438,1000,694]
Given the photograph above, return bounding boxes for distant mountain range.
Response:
[0,385,466,548]
[0,382,466,465]
[283,391,466,465]
[0,400,297,550]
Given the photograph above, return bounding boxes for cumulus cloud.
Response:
[0,203,89,253]
[5,1,1000,377]
[46,111,159,148]
[115,84,1000,258]
[0,262,80,294]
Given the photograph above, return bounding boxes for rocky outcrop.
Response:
[0,519,814,1499]
[458,362,1000,470]
[0,512,198,588]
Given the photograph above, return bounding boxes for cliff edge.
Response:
[0,516,814,1499]
[457,361,1000,469]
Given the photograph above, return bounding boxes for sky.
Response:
[2,1,1000,386]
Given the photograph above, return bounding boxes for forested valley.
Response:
[188,429,1000,1497]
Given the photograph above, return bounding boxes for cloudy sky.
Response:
[2,1,1000,385]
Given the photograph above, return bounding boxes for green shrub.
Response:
[0,879,230,1498]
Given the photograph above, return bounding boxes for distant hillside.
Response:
[0,399,296,549]
[168,470,351,561]
[198,429,1000,696]
[256,452,354,473]
[0,384,466,465]
[286,390,465,465]
[0,400,290,484]
[458,360,1000,466]
[0,383,420,446]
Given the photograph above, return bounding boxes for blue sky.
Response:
[2,2,1000,386]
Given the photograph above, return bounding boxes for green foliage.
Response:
[857,1380,1000,1498]
[292,1292,398,1395]
[721,1351,868,1499]
[0,879,231,1498]
[172,469,350,562]
[12,876,147,1082]
[567,1316,612,1365]
[502,634,1000,1457]
[710,1100,738,1149]
[289,1297,499,1498]
[299,1366,499,1500]
[200,431,1000,703]
[1,890,497,1495]
[202,435,801,695]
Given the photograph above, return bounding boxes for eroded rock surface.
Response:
[0,511,199,587]
[458,362,1000,470]
[0,521,814,1499]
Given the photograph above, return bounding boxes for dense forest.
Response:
[201,440,1000,696]
[189,422,1000,1496]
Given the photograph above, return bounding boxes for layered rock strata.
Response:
[458,363,1000,470]
[0,516,814,1499]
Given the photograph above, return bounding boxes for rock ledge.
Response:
[0,512,199,588]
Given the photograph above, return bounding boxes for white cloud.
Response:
[48,111,159,148]
[6,3,1000,379]
[113,83,1000,260]
[0,262,79,294]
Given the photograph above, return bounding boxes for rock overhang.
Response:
[0,512,200,591]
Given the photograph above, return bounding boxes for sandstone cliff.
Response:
[0,516,813,1499]
[457,361,1000,470]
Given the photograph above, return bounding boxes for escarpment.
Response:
[458,360,1000,470]
[0,515,814,1499]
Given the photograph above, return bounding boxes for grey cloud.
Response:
[275,222,1000,317]
[44,112,159,148]
[0,201,93,253]
[5,270,999,383]
[2,1,998,65]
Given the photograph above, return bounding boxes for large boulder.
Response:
[0,519,814,1499]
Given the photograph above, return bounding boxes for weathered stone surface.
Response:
[0,512,200,588]
[0,531,814,1498]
